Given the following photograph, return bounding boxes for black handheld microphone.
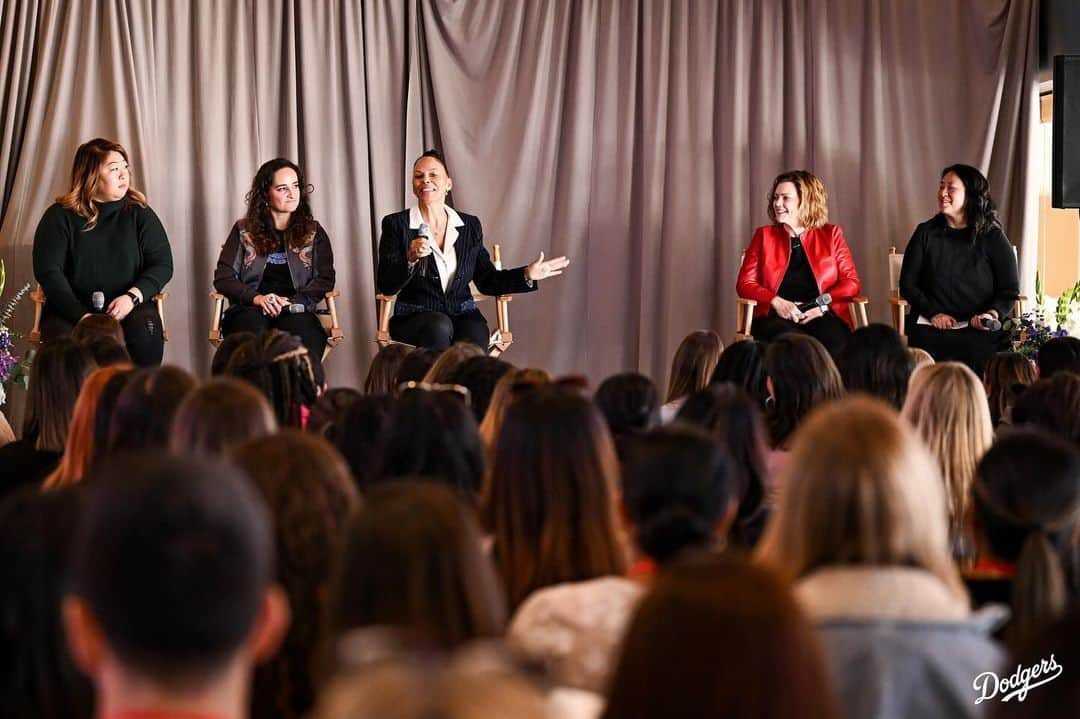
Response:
[797,293,832,313]
[983,316,1002,332]
[91,291,105,313]
[417,222,432,278]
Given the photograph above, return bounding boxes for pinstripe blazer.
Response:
[376,208,536,317]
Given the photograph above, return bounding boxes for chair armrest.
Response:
[734,297,757,341]
[888,296,909,307]
[376,294,396,346]
[848,296,869,328]
[153,292,169,342]
[323,291,343,342]
[30,285,45,346]
[209,292,225,346]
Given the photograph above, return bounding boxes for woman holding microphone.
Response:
[377,150,569,350]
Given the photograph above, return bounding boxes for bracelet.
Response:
[125,291,141,306]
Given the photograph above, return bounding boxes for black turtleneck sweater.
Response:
[899,215,1019,322]
[32,198,173,324]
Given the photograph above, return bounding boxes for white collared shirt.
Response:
[409,205,465,292]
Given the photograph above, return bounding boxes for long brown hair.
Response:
[764,334,844,448]
[241,158,316,256]
[665,330,723,403]
[232,431,359,719]
[169,377,278,458]
[481,386,626,610]
[56,138,147,230]
[44,365,130,489]
[603,555,839,719]
[22,339,96,453]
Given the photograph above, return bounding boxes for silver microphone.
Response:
[417,222,432,278]
[984,316,1002,332]
[91,291,105,312]
[288,303,306,314]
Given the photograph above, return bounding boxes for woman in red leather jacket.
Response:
[736,170,862,357]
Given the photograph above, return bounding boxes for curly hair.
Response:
[941,163,999,239]
[223,330,319,428]
[241,158,317,256]
[767,170,828,229]
[56,138,148,230]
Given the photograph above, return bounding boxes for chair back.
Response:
[888,246,904,296]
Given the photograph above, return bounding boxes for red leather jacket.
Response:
[736,223,862,330]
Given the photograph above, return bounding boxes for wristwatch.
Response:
[125,290,141,307]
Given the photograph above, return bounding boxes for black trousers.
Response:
[222,305,327,359]
[389,309,489,351]
[907,324,1006,379]
[751,312,851,359]
[42,303,165,367]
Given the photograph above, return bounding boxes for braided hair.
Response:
[224,330,319,428]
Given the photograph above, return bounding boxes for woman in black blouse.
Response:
[899,164,1019,377]
[214,159,335,359]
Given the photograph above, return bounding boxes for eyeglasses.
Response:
[397,380,472,406]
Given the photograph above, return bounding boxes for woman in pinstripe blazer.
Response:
[377,150,569,350]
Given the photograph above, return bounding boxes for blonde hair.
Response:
[477,368,551,455]
[422,343,486,385]
[665,330,723,403]
[901,362,993,543]
[757,396,965,598]
[56,138,148,230]
[767,170,828,229]
[44,364,131,489]
[908,347,935,369]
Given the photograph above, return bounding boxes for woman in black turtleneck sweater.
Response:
[899,164,1019,377]
[32,138,173,366]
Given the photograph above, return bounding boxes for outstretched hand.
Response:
[525,251,570,282]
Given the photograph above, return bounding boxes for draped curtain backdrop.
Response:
[0,0,1039,389]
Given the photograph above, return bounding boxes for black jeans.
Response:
[389,309,489,350]
[907,324,1006,379]
[42,303,165,367]
[750,312,851,359]
[222,305,328,359]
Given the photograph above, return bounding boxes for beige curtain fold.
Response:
[0,0,1039,389]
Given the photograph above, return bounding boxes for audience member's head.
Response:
[326,394,397,491]
[211,331,256,376]
[603,556,839,719]
[665,330,723,403]
[837,323,913,410]
[909,346,935,368]
[594,372,660,440]
[483,386,626,609]
[759,397,964,598]
[91,369,133,465]
[334,481,507,649]
[22,338,95,452]
[620,426,735,564]
[0,486,93,719]
[445,356,514,424]
[364,343,412,395]
[710,338,770,408]
[393,347,440,387]
[422,342,486,384]
[902,361,994,543]
[676,383,770,548]
[984,351,1037,426]
[1037,335,1080,378]
[477,368,551,454]
[72,314,124,345]
[225,330,319,427]
[105,366,197,456]
[232,431,358,719]
[169,377,277,458]
[64,454,288,710]
[372,387,484,500]
[79,336,131,367]
[44,365,128,489]
[1011,372,1080,448]
[974,430,1080,651]
[763,334,843,449]
[307,387,362,436]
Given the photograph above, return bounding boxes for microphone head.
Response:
[818,293,832,307]
[418,222,431,239]
[288,303,306,314]
[92,291,105,311]
[984,317,1002,332]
